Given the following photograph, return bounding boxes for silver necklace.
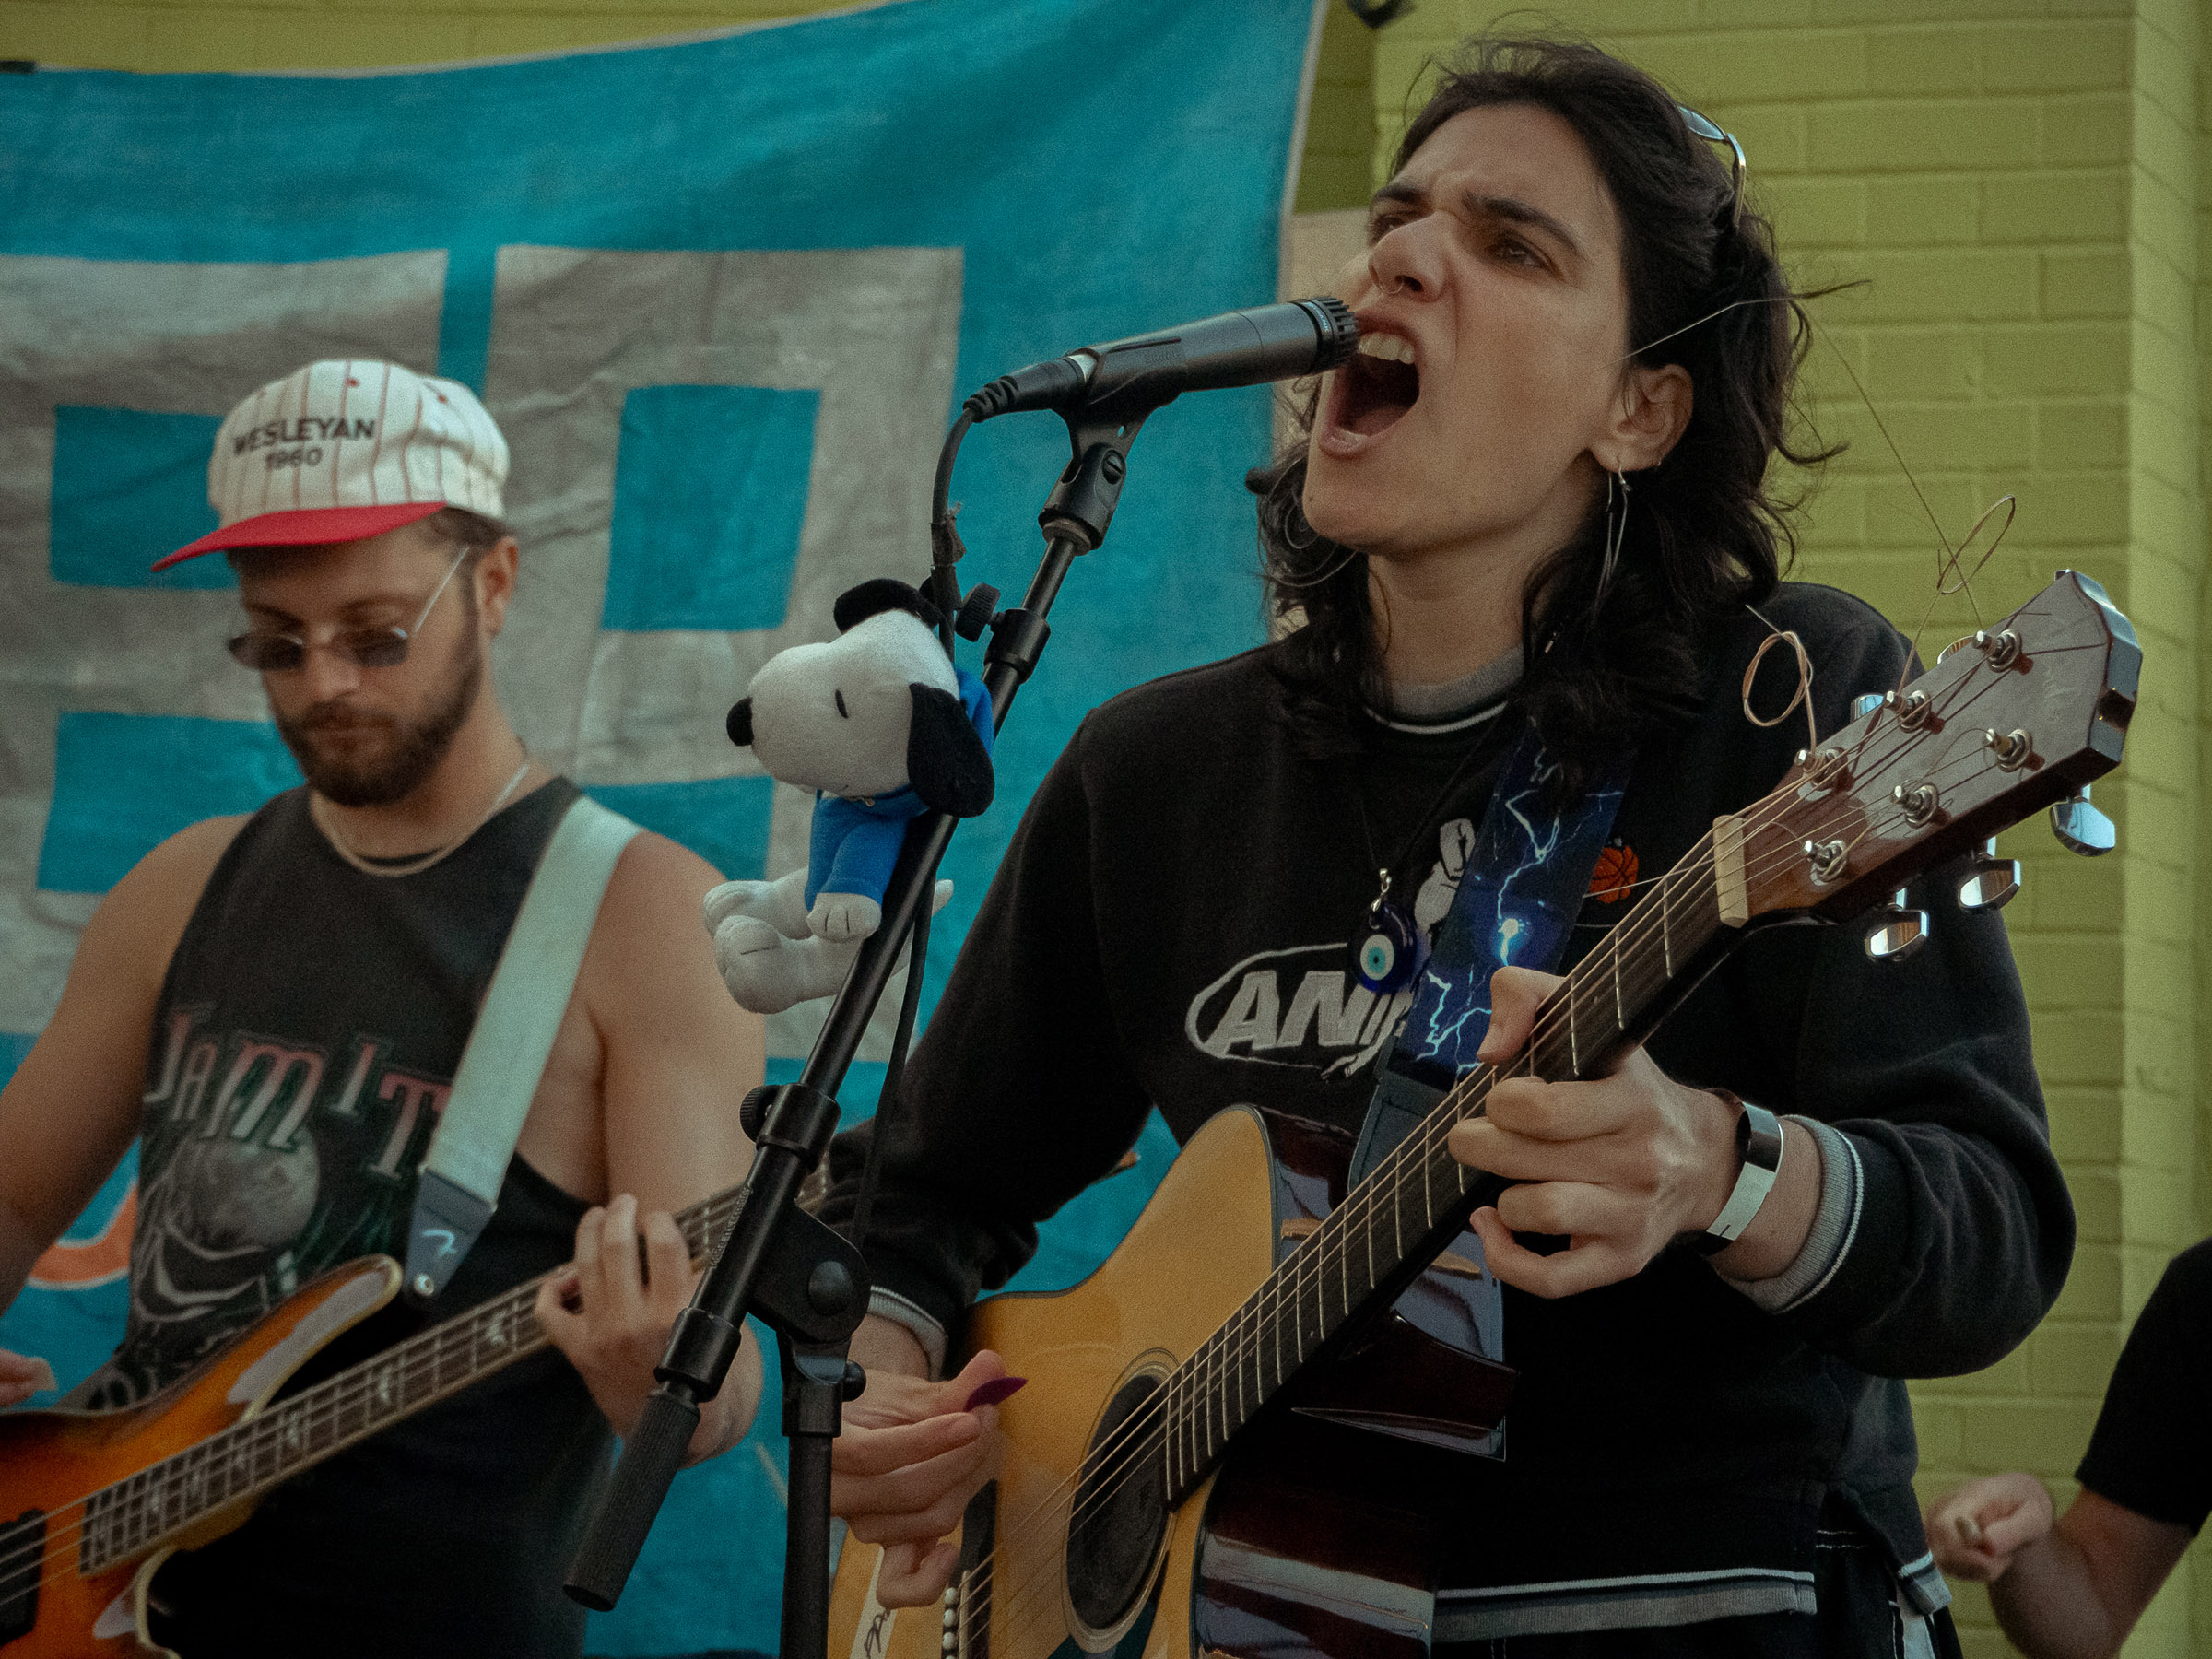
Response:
[314,752,532,879]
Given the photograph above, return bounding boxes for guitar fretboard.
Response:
[1156,823,1741,1503]
[79,1175,749,1573]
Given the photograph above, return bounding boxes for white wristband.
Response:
[1693,1095,1783,1254]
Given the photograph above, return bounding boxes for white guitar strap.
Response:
[403,794,641,1303]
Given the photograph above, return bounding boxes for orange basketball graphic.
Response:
[1589,841,1639,903]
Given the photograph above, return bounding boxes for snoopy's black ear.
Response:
[834,578,943,634]
[906,684,994,818]
[725,697,754,749]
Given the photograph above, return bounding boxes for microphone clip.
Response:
[1038,410,1147,552]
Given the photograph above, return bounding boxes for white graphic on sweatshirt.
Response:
[1184,818,1475,1077]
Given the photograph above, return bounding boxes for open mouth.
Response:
[1331,334,1420,438]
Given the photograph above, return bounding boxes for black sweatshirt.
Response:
[823,582,2072,1632]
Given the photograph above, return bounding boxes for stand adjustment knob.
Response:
[806,1260,855,1316]
[842,1362,868,1402]
[955,582,1000,641]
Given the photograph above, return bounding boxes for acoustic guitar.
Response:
[0,1177,756,1654]
[827,571,2138,1659]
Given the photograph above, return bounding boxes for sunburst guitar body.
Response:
[0,1258,403,1656]
[0,1174,763,1656]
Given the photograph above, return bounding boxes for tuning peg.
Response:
[2050,783,2115,856]
[1864,888,1929,961]
[1955,838,2020,912]
[1850,692,1884,721]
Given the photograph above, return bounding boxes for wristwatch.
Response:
[1691,1089,1783,1255]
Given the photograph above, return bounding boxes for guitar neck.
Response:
[1159,817,1748,1503]
[81,1175,750,1573]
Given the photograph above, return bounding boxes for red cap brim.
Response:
[152,502,449,571]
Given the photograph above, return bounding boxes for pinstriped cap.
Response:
[154,359,509,570]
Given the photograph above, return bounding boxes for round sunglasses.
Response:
[227,545,470,672]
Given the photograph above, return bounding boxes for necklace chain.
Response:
[314,752,532,879]
[1352,724,1496,902]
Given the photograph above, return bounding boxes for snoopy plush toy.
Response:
[705,578,994,1014]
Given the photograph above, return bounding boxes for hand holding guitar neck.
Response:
[534,1194,762,1455]
[1452,966,1820,1296]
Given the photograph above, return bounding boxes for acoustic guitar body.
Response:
[0,1257,402,1658]
[829,1107,1515,1659]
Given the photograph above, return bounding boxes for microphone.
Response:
[963,297,1359,424]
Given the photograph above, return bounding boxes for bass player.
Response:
[0,361,763,1657]
[815,37,2071,1657]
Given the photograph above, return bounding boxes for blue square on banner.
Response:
[583,775,778,881]
[39,712,301,893]
[51,406,232,589]
[602,385,818,633]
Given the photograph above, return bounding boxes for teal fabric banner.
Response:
[0,2,1319,1649]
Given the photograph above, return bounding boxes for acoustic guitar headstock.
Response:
[1735,571,2139,945]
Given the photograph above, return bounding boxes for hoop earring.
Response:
[1597,466,1630,606]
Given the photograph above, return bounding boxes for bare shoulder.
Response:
[81,814,252,971]
[581,829,732,994]
[597,830,724,935]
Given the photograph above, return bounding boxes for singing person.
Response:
[816,38,2068,1656]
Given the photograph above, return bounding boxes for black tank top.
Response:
[78,779,613,1658]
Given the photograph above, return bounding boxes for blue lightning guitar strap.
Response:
[1349,726,1630,1352]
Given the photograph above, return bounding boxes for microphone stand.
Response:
[564,398,1153,1659]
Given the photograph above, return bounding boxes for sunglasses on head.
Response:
[1677,104,1747,227]
[226,544,470,672]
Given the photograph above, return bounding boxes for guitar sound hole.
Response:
[1066,1373,1170,1638]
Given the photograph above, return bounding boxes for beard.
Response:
[275,634,484,808]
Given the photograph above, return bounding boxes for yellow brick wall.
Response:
[1364,5,2205,1654]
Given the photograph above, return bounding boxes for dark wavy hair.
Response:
[1252,35,1835,789]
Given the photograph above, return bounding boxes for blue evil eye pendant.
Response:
[1352,874,1430,995]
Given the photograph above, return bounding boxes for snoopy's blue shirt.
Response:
[803,668,994,909]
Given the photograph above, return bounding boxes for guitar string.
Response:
[0,752,1999,1628]
[0,1185,747,1594]
[0,703,2004,1606]
[964,641,2026,1618]
[972,769,1984,1659]
[1,631,2066,1604]
[967,710,2025,1650]
[959,740,2006,1650]
[961,628,2068,1643]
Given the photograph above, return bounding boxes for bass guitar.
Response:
[0,1176,754,1655]
[827,571,2138,1659]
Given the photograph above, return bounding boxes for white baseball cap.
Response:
[154,359,509,570]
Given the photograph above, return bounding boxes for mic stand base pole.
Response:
[568,408,1149,1645]
[781,1340,860,1659]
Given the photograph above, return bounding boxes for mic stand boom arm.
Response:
[563,404,1145,1659]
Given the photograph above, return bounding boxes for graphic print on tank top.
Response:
[70,779,579,1409]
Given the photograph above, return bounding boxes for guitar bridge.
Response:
[947,1480,996,1658]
